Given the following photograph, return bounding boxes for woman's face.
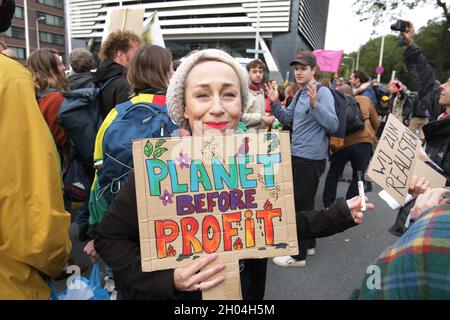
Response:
[184,60,242,136]
[54,54,66,76]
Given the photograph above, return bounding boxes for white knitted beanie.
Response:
[167,49,249,130]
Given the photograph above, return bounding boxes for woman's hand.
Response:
[346,196,374,224]
[262,115,276,126]
[264,83,279,103]
[418,148,430,162]
[411,188,450,219]
[408,175,430,199]
[174,253,225,292]
[84,240,99,263]
[400,21,415,47]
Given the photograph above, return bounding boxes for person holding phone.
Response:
[266,51,339,267]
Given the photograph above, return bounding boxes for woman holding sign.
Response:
[94,49,372,300]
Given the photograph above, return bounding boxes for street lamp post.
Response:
[344,56,355,76]
[255,0,261,59]
[36,16,45,50]
[377,35,386,83]
[341,63,350,80]
[356,47,361,70]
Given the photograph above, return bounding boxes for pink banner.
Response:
[312,50,344,73]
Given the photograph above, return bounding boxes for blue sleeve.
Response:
[311,87,339,133]
[362,89,379,108]
[270,95,296,126]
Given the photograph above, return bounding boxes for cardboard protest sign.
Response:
[368,114,446,205]
[102,8,145,43]
[142,11,165,47]
[312,50,344,73]
[132,132,298,299]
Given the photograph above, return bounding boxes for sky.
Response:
[325,0,443,53]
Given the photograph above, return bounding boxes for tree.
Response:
[343,35,408,86]
[342,21,448,90]
[353,0,449,82]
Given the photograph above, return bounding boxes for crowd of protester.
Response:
[1,0,449,300]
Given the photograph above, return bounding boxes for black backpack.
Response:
[316,84,347,139]
[315,85,348,152]
[345,96,365,135]
[57,76,121,166]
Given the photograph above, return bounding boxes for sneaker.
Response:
[307,248,316,256]
[272,256,306,268]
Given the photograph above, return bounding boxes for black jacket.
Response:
[404,92,429,119]
[403,44,444,121]
[423,117,450,185]
[0,0,15,33]
[95,172,357,300]
[92,59,131,119]
[68,72,94,91]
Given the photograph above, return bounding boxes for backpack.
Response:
[345,96,365,135]
[95,101,178,209]
[373,83,390,115]
[316,85,348,153]
[63,157,91,202]
[57,76,121,166]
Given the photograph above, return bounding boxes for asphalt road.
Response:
[264,163,399,300]
[62,163,399,300]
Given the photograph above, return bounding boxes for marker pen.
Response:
[357,171,367,212]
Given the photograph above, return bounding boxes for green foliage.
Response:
[344,21,449,89]
[351,0,449,86]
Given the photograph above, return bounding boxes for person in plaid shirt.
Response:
[354,188,450,300]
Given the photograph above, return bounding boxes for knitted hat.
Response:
[167,49,249,130]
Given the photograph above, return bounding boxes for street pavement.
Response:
[63,163,399,300]
[264,163,398,300]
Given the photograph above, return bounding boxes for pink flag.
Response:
[312,50,344,73]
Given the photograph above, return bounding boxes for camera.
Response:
[391,20,410,33]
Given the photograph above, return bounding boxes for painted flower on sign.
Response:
[176,152,191,169]
[159,190,174,206]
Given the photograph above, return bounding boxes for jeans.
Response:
[322,143,373,208]
[75,203,90,232]
[291,156,326,261]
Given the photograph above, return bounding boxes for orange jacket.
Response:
[343,95,381,149]
[36,91,70,165]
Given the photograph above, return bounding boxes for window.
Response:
[37,0,63,9]
[37,12,64,27]
[4,26,26,39]
[39,31,64,45]
[14,6,24,19]
[9,47,26,60]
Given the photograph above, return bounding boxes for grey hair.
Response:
[69,48,94,73]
